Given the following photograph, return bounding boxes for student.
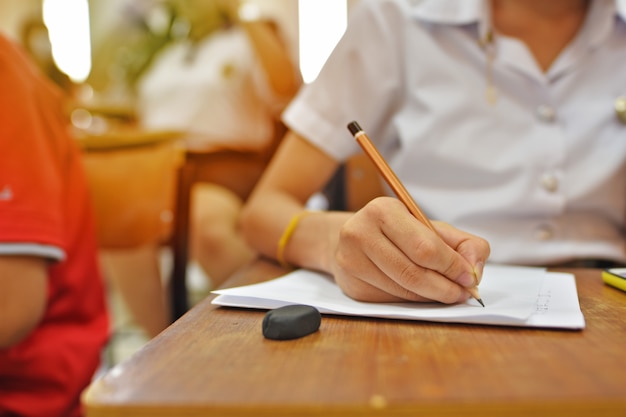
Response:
[0,34,109,416]
[136,0,300,285]
[241,0,626,304]
[98,0,300,338]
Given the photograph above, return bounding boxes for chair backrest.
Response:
[79,131,184,248]
[184,120,287,202]
[324,153,384,212]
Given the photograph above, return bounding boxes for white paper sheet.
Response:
[212,264,585,329]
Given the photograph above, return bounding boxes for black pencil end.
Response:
[347,121,362,136]
[477,298,485,307]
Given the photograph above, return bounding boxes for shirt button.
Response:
[540,173,559,192]
[536,104,556,123]
[534,225,554,241]
[616,96,626,124]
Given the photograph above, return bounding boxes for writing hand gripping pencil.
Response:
[334,121,489,306]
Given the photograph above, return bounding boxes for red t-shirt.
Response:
[0,35,109,416]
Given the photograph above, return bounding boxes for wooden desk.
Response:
[84,263,626,417]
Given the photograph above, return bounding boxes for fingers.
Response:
[434,221,491,285]
[333,197,480,304]
[334,240,468,303]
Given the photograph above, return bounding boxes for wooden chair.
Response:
[169,125,285,320]
[324,152,385,212]
[78,128,184,250]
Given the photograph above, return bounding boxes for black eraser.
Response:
[262,304,321,340]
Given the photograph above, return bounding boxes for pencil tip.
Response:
[477,298,485,307]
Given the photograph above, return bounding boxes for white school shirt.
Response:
[137,26,286,150]
[283,0,626,265]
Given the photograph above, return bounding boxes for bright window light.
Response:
[43,0,91,83]
[298,0,347,83]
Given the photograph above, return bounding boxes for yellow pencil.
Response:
[347,121,484,307]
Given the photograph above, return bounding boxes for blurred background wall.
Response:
[0,0,42,40]
[0,0,363,95]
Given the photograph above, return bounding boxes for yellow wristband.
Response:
[276,211,312,269]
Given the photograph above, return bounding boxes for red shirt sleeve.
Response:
[0,36,67,249]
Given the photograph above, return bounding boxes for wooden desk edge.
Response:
[83,265,626,417]
[83,394,626,417]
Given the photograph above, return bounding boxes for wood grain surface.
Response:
[84,263,626,417]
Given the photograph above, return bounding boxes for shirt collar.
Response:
[410,0,484,25]
[619,0,626,21]
[410,0,488,44]
[410,0,626,36]
[566,0,626,50]
[409,0,626,44]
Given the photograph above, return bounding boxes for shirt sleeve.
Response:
[0,243,64,261]
[0,38,67,255]
[282,0,407,161]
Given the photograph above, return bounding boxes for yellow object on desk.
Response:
[602,268,626,292]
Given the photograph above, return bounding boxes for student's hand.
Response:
[331,197,490,303]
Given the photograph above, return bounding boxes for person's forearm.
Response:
[240,131,342,272]
[240,191,350,273]
[0,257,47,348]
[282,210,352,273]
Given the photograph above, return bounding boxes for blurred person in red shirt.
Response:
[0,34,109,417]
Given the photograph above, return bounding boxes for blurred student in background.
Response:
[137,0,300,285]
[100,0,300,337]
[0,34,109,417]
